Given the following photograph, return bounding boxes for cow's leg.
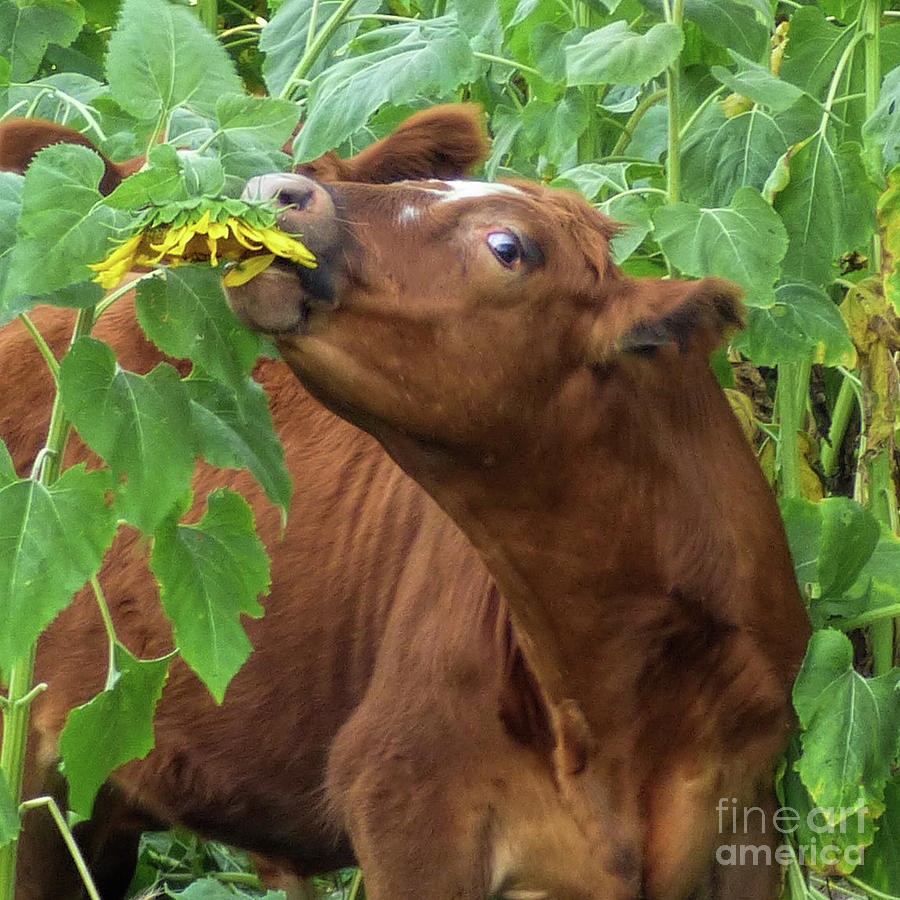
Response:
[326,705,491,900]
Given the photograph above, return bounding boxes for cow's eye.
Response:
[486,231,523,268]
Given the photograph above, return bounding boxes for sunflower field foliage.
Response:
[1,0,900,897]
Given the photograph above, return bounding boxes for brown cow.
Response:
[0,108,809,900]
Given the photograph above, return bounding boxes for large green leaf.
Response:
[59,644,170,818]
[780,7,854,101]
[734,282,855,368]
[681,107,789,207]
[58,338,196,533]
[0,438,14,486]
[186,376,291,512]
[774,134,875,286]
[135,266,260,397]
[0,466,116,674]
[150,489,269,702]
[294,18,482,162]
[653,186,787,306]
[794,629,900,823]
[0,0,84,82]
[106,0,242,121]
[214,95,301,152]
[3,144,122,306]
[565,21,683,87]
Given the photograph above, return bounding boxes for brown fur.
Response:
[2,107,809,900]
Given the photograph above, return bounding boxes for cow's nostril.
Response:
[241,173,320,210]
[275,184,315,210]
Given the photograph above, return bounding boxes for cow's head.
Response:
[226,151,742,469]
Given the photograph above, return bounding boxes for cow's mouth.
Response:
[225,256,338,336]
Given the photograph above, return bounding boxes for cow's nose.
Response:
[242,173,332,218]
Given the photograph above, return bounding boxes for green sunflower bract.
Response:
[89,203,316,289]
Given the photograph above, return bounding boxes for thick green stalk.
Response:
[775,361,811,500]
[859,0,895,674]
[820,375,858,478]
[0,306,96,900]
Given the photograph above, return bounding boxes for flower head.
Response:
[89,203,315,289]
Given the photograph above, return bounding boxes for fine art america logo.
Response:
[715,798,867,868]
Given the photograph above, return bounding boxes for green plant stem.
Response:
[17,314,59,379]
[840,602,900,632]
[196,0,218,33]
[864,451,896,674]
[775,360,811,500]
[347,867,364,900]
[820,375,859,478]
[611,88,666,157]
[663,0,684,275]
[305,0,320,55]
[819,28,867,136]
[17,798,101,900]
[473,52,541,79]
[279,0,359,99]
[845,875,900,900]
[0,306,96,900]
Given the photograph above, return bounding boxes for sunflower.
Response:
[89,206,316,289]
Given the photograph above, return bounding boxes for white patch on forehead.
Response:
[397,204,419,225]
[433,180,523,202]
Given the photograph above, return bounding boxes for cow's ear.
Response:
[588,275,744,364]
[332,103,489,183]
[0,117,142,195]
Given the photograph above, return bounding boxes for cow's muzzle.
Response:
[227,173,343,334]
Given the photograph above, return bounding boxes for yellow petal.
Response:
[222,253,276,286]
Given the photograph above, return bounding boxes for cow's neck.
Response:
[380,356,806,710]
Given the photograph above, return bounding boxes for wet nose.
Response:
[242,173,331,217]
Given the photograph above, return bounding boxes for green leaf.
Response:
[0,466,116,673]
[521,92,589,167]
[841,527,900,623]
[214,95,301,151]
[259,0,381,98]
[551,162,632,200]
[779,496,821,598]
[711,52,804,113]
[0,769,20,848]
[774,135,876,286]
[3,145,123,304]
[0,0,85,82]
[294,19,481,162]
[857,778,900,892]
[135,266,260,397]
[682,107,790,207]
[863,65,900,176]
[600,193,653,264]
[653,186,788,306]
[734,282,856,368]
[638,0,767,59]
[565,21,683,87]
[106,0,242,121]
[817,497,881,600]
[58,644,169,818]
[0,171,23,323]
[780,7,854,101]
[58,338,196,533]
[150,489,269,702]
[103,144,187,209]
[185,376,292,511]
[793,629,900,822]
